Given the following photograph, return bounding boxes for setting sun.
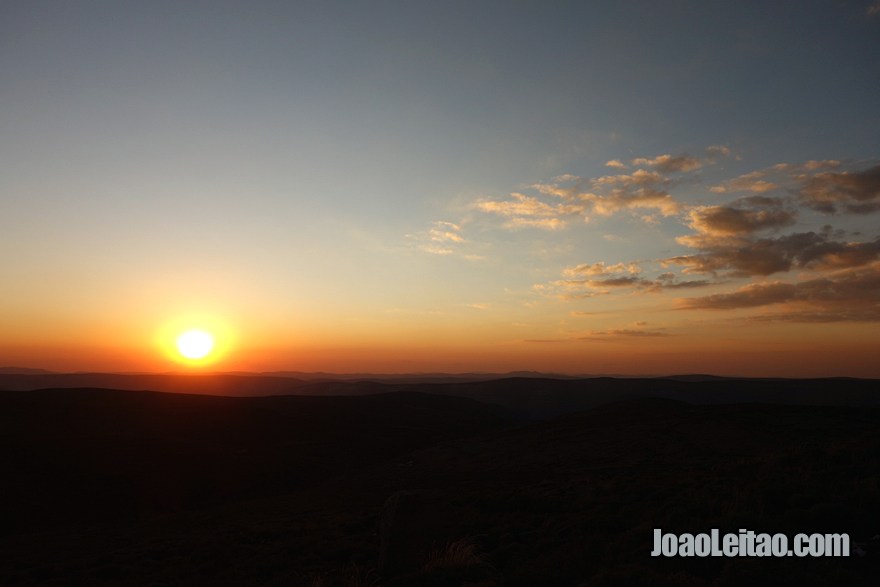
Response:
[155,316,234,368]
[176,329,215,360]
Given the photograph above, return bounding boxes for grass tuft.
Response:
[423,537,488,571]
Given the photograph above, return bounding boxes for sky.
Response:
[1,0,879,376]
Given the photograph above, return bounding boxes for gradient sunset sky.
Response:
[2,1,879,376]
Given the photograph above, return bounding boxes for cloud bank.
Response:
[420,150,880,326]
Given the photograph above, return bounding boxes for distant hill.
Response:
[3,373,878,420]
[286,376,880,418]
[0,370,578,391]
[0,366,56,375]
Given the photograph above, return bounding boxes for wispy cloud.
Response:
[475,150,712,227]
[705,145,732,160]
[630,145,732,173]
[631,154,702,173]
[578,328,671,340]
[651,273,713,290]
[584,187,681,217]
[474,192,585,230]
[710,171,777,194]
[428,221,464,243]
[537,265,713,299]
[526,327,672,343]
[505,217,568,230]
[563,262,641,277]
[410,220,478,257]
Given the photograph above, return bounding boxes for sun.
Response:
[157,315,234,367]
[175,329,216,360]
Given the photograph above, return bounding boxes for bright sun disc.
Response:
[176,329,215,360]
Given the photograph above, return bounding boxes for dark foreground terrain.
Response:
[1,377,878,586]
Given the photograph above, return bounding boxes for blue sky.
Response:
[1,1,879,375]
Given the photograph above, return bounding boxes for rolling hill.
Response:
[0,379,878,585]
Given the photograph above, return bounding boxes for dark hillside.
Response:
[0,388,515,533]
[0,386,877,586]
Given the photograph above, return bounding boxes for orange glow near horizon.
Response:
[1,295,879,377]
[2,326,880,377]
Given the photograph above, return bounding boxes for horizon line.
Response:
[1,367,875,381]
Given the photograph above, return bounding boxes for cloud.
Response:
[474,154,873,235]
[772,160,840,174]
[506,217,568,230]
[710,171,778,194]
[679,262,880,322]
[684,205,797,236]
[652,279,713,290]
[479,167,681,225]
[562,262,641,277]
[593,169,667,187]
[578,328,671,340]
[709,160,847,196]
[868,1,880,16]
[628,146,731,173]
[420,245,455,255]
[411,220,479,257]
[486,149,734,225]
[544,275,648,295]
[538,266,713,298]
[641,271,713,291]
[428,221,464,243]
[475,192,585,229]
[576,169,681,217]
[589,276,645,287]
[705,145,732,160]
[798,164,880,214]
[667,191,879,276]
[802,159,841,171]
[469,153,880,321]
[476,192,568,216]
[667,232,880,277]
[448,152,880,331]
[680,281,797,309]
[582,187,681,217]
[631,154,702,173]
